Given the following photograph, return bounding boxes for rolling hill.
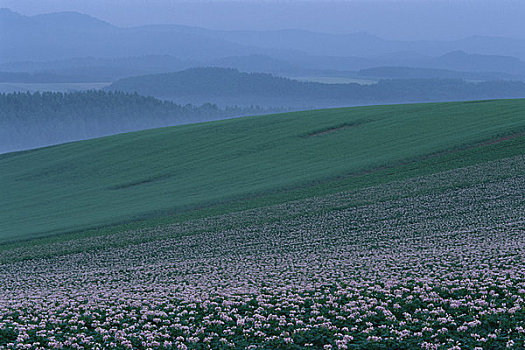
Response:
[106,67,525,107]
[1,99,524,243]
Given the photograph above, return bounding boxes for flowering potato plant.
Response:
[1,155,524,349]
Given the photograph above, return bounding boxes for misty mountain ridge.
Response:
[357,66,519,81]
[3,8,525,65]
[31,11,114,30]
[0,9,269,62]
[0,56,198,82]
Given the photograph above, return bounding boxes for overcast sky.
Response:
[1,0,524,40]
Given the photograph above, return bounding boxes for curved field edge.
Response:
[3,131,523,252]
[1,147,523,263]
[1,99,524,243]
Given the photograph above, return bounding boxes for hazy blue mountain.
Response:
[357,67,521,81]
[209,52,525,81]
[296,51,525,76]
[425,51,525,75]
[181,27,525,60]
[0,71,90,83]
[174,27,525,60]
[3,8,525,66]
[203,30,392,58]
[451,36,525,62]
[2,51,524,86]
[0,9,270,63]
[0,56,198,82]
[2,8,524,85]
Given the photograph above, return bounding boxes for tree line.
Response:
[0,90,282,153]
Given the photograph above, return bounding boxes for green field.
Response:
[1,99,525,242]
[2,99,525,349]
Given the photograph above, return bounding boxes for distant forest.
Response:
[107,68,525,108]
[0,91,280,153]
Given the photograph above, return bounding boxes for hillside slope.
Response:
[1,99,525,242]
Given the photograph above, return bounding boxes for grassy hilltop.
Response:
[1,99,524,242]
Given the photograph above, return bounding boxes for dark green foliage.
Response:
[0,325,17,347]
[0,90,279,152]
[107,67,525,104]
